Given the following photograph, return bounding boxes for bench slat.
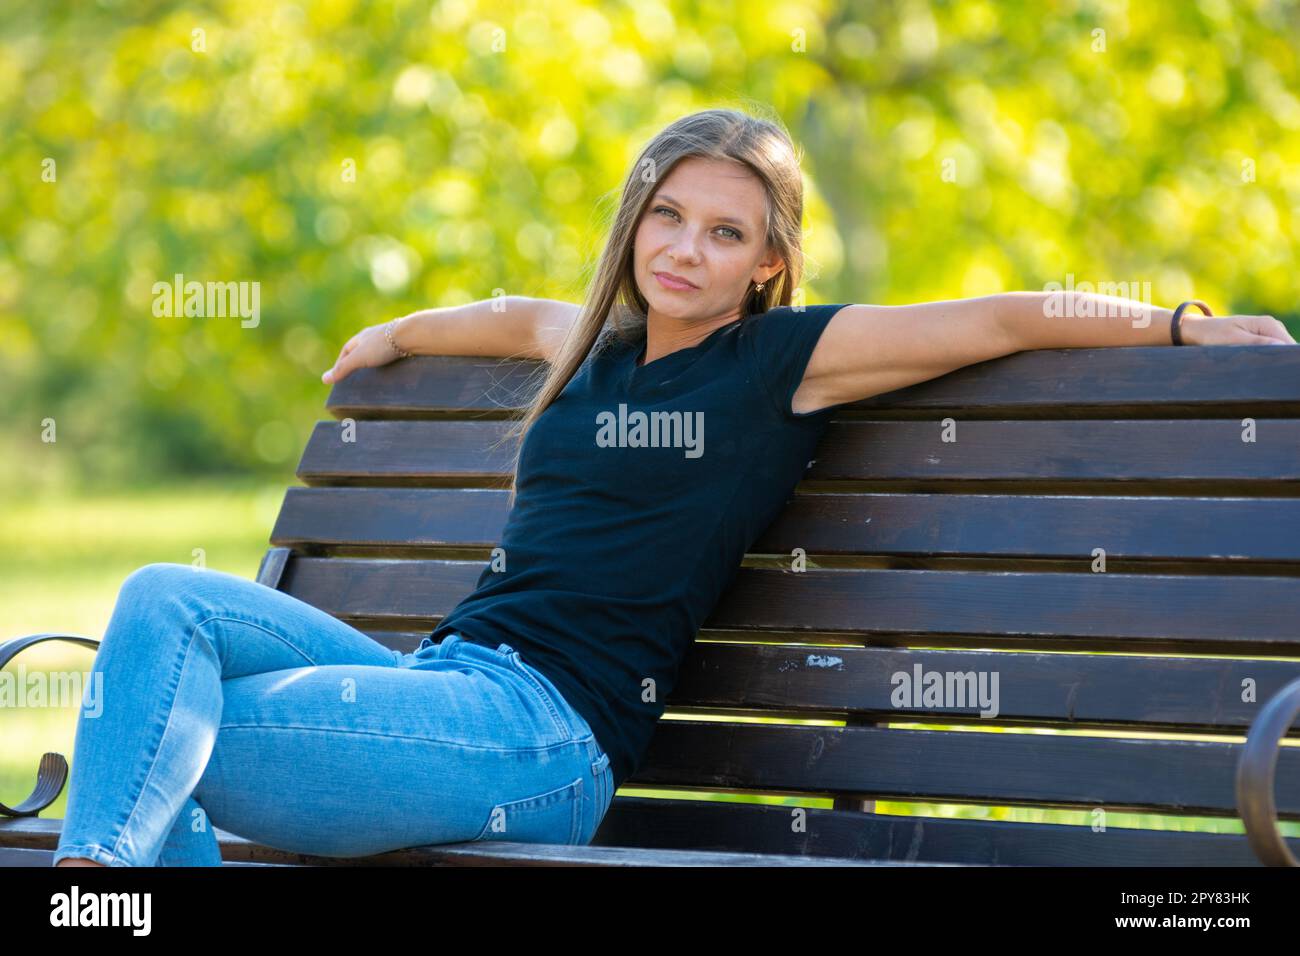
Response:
[297,420,517,485]
[322,349,1300,416]
[344,630,1300,734]
[668,643,1300,733]
[278,557,1300,654]
[269,486,1300,563]
[596,797,1299,866]
[712,566,1300,653]
[633,721,1300,818]
[294,419,1300,487]
[0,818,935,867]
[343,625,1299,734]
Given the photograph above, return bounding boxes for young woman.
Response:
[54,108,1294,866]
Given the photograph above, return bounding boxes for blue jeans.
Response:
[52,562,614,866]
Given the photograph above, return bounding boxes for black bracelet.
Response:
[1170,299,1212,346]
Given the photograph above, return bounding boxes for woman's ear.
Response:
[757,248,785,286]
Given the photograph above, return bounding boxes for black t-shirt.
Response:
[430,302,851,790]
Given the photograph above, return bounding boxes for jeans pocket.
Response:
[472,776,583,845]
[501,649,572,742]
[601,763,615,817]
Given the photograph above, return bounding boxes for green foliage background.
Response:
[3,0,1298,492]
[4,0,1300,842]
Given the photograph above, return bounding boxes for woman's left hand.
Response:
[1182,313,1297,346]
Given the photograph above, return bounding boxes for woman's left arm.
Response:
[996,290,1294,350]
[794,291,1297,414]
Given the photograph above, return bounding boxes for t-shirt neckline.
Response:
[629,314,747,377]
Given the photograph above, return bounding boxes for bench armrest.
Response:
[1236,675,1300,866]
[0,633,102,818]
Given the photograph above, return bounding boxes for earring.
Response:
[755,281,765,293]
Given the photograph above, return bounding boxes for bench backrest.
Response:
[258,343,1300,865]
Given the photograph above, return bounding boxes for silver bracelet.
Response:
[385,318,411,359]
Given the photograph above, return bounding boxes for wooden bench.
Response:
[6,342,1300,866]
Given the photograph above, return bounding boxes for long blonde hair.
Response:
[496,106,809,503]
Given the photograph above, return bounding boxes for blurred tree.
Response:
[1,0,1296,490]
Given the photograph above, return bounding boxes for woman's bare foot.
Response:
[55,857,106,867]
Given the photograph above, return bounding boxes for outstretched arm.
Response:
[792,291,1295,414]
[322,296,581,383]
[995,291,1291,350]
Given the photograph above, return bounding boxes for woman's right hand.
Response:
[321,318,410,384]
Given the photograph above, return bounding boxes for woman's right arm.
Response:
[322,296,580,383]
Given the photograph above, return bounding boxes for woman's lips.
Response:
[654,271,698,291]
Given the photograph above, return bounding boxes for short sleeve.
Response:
[741,303,850,421]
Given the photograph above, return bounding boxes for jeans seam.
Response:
[505,652,574,742]
[570,775,583,845]
[441,637,572,741]
[107,622,204,864]
[192,613,319,667]
[54,843,126,867]
[588,763,601,845]
[215,722,588,756]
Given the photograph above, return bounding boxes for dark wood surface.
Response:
[275,556,1300,654]
[10,345,1300,866]
[271,485,1300,563]
[294,349,1300,864]
[320,347,1300,416]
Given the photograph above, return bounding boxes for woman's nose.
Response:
[669,239,702,262]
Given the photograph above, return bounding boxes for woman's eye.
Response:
[655,207,741,241]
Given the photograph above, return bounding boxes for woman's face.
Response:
[633,155,784,324]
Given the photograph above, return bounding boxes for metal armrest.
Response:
[1236,675,1300,866]
[0,633,101,818]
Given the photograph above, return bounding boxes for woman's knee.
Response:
[120,562,194,597]
[113,562,237,639]
[120,562,245,606]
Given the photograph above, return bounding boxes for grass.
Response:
[0,477,286,819]
[3,481,1296,848]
